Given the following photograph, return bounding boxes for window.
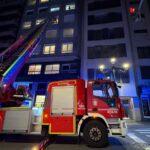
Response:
[43,45,55,54]
[88,0,120,11]
[28,64,41,75]
[32,44,42,56]
[88,44,127,59]
[137,46,150,58]
[38,7,48,13]
[140,66,150,79]
[26,10,34,16]
[148,0,150,11]
[22,21,32,29]
[50,6,60,12]
[63,28,74,37]
[88,68,129,83]
[134,29,148,33]
[45,64,60,74]
[64,14,75,23]
[35,95,45,107]
[88,12,122,25]
[28,0,36,5]
[46,30,57,38]
[65,4,75,11]
[62,64,77,73]
[36,18,45,25]
[39,0,48,3]
[88,27,124,41]
[51,16,59,24]
[62,43,73,53]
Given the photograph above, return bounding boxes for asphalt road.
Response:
[0,122,150,150]
[0,135,135,150]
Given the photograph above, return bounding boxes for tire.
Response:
[83,120,109,148]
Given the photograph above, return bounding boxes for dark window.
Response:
[140,66,150,79]
[147,0,150,11]
[88,0,120,11]
[88,12,122,25]
[38,7,48,13]
[88,69,96,80]
[115,70,130,83]
[61,64,77,73]
[137,47,150,58]
[134,29,148,33]
[88,44,127,59]
[26,10,34,15]
[130,1,140,4]
[37,83,47,91]
[88,68,129,83]
[88,27,124,41]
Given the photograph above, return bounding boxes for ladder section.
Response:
[0,22,46,87]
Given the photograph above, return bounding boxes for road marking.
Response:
[140,132,150,134]
[135,130,150,132]
[145,146,150,150]
[146,135,150,137]
[128,133,147,144]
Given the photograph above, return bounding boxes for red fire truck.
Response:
[0,22,127,148]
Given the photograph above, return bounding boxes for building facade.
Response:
[81,0,144,121]
[0,0,25,53]
[126,0,150,120]
[15,0,83,107]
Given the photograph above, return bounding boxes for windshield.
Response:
[92,82,119,98]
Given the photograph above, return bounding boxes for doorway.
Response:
[121,98,133,119]
[141,97,150,119]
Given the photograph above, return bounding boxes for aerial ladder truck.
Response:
[0,21,127,148]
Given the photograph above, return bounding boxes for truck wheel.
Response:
[83,120,108,148]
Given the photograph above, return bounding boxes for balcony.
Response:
[0,30,16,38]
[0,10,21,18]
[0,20,18,27]
[0,0,24,9]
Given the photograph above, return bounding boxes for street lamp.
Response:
[99,58,130,83]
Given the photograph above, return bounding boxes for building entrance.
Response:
[141,97,150,119]
[121,98,133,120]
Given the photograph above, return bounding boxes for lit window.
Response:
[39,0,48,3]
[64,14,75,23]
[28,0,36,5]
[28,64,41,75]
[65,4,75,11]
[35,95,46,107]
[62,43,73,53]
[22,21,32,29]
[51,16,59,24]
[46,30,57,38]
[63,28,74,37]
[50,6,60,12]
[36,18,45,25]
[45,64,60,74]
[43,45,56,54]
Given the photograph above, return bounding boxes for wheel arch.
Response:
[77,113,109,135]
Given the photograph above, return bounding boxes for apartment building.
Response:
[15,0,83,107]
[81,0,141,121]
[126,0,150,120]
[0,0,25,53]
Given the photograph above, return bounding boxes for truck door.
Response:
[90,82,120,118]
[49,85,76,134]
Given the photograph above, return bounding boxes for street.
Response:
[0,122,149,150]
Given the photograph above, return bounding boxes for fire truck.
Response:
[0,22,127,148]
